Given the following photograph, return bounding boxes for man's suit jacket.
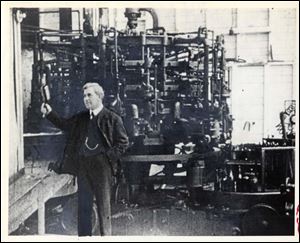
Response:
[47,107,129,176]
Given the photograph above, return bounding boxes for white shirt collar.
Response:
[90,105,103,117]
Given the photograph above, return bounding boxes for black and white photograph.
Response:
[1,1,299,241]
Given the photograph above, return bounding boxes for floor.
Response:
[11,189,240,236]
[10,164,294,236]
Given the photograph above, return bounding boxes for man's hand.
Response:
[41,103,52,117]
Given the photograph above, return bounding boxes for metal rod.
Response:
[146,47,150,87]
[162,33,167,82]
[212,46,217,97]
[41,41,73,46]
[41,32,81,37]
[203,34,209,112]
[80,33,86,82]
[98,31,106,79]
[154,64,158,117]
[39,10,60,14]
[141,33,145,61]
[167,31,198,35]
[114,28,119,91]
[261,146,295,151]
[261,148,265,192]
[23,132,63,137]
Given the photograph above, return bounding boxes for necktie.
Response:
[90,112,94,120]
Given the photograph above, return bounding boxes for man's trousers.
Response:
[77,154,112,236]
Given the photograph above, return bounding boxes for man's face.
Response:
[83,87,102,110]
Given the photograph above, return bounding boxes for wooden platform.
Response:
[9,162,75,234]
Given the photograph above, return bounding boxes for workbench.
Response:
[9,163,76,234]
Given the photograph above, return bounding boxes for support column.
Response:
[9,9,26,183]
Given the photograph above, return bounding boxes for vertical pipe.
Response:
[204,35,209,112]
[280,112,287,139]
[154,64,158,117]
[102,33,106,79]
[212,46,217,97]
[38,33,43,72]
[203,29,210,135]
[83,8,86,19]
[33,33,38,64]
[138,8,159,29]
[38,33,44,106]
[97,32,101,80]
[220,47,225,133]
[146,47,150,87]
[162,32,167,83]
[211,31,214,51]
[174,101,181,119]
[80,33,86,82]
[114,8,117,28]
[220,47,225,101]
[32,33,40,105]
[141,33,145,61]
[114,28,119,93]
[78,10,81,31]
[98,30,106,80]
[261,148,265,192]
[93,8,98,34]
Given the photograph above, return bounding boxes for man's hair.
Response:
[83,82,105,100]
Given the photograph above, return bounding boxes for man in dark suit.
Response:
[41,82,129,236]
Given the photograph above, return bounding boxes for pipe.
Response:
[203,31,209,112]
[98,29,106,79]
[154,64,158,117]
[146,47,150,87]
[80,33,86,82]
[114,28,119,83]
[212,45,218,97]
[162,32,167,82]
[280,112,287,140]
[174,101,181,120]
[138,8,159,29]
[131,104,139,119]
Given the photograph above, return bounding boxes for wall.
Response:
[230,8,296,144]
[231,64,265,144]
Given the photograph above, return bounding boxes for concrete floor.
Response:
[11,190,240,236]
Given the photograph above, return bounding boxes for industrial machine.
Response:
[25,8,232,195]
